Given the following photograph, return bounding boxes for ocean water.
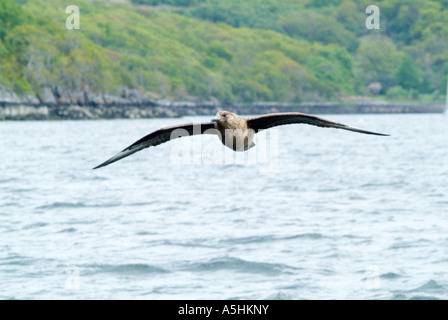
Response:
[0,113,447,300]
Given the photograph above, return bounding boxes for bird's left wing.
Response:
[246,113,389,136]
[93,122,217,169]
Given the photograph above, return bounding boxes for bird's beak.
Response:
[211,116,220,122]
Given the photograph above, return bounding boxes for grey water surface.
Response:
[0,113,447,299]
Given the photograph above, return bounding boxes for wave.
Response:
[412,279,445,292]
[58,227,77,233]
[0,254,35,266]
[36,202,89,210]
[158,240,218,249]
[126,201,162,207]
[220,233,326,245]
[35,202,121,210]
[408,295,440,300]
[387,239,431,250]
[0,178,19,184]
[380,272,402,279]
[181,256,297,275]
[264,291,295,300]
[83,263,169,275]
[391,280,447,299]
[1,202,22,208]
[23,222,49,230]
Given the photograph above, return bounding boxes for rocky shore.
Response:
[0,85,445,120]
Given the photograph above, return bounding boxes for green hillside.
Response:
[0,0,447,103]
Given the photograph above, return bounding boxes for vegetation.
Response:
[0,0,447,103]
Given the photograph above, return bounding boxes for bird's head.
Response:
[212,111,243,130]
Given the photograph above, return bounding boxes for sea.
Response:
[0,113,447,300]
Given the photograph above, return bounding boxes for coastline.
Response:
[1,84,445,120]
[0,100,446,121]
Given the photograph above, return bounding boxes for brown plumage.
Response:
[93,110,389,169]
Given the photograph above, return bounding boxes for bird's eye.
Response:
[223,114,227,117]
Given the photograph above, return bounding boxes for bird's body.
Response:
[213,111,255,151]
[93,111,388,169]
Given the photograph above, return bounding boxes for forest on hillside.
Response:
[0,0,447,104]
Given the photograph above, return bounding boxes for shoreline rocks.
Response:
[0,85,446,120]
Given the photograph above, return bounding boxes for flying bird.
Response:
[93,111,389,169]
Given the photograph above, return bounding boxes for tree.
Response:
[355,38,404,91]
[0,0,24,40]
[396,55,420,90]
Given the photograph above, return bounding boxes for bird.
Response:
[93,110,389,169]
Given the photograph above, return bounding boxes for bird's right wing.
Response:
[93,122,218,169]
[246,113,389,136]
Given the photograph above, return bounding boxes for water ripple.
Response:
[35,202,121,210]
[83,263,170,275]
[220,233,326,245]
[181,256,298,275]
[1,115,448,299]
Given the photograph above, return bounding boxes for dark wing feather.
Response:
[246,113,389,136]
[93,122,217,169]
